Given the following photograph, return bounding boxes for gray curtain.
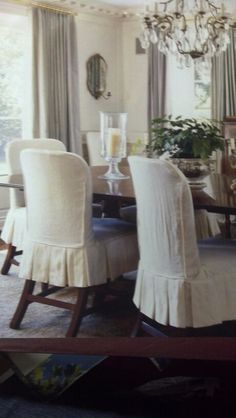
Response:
[148,42,166,129]
[32,8,81,154]
[211,29,236,122]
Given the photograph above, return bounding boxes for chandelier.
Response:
[139,0,232,68]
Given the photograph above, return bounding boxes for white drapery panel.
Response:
[211,29,236,122]
[148,38,166,128]
[32,8,81,154]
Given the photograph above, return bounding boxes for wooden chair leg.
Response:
[1,244,17,275]
[66,288,89,338]
[131,313,142,337]
[93,284,108,308]
[41,283,49,293]
[10,279,35,329]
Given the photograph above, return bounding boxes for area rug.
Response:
[0,252,137,338]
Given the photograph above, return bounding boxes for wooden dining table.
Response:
[1,165,236,236]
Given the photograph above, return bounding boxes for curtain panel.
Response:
[211,28,236,123]
[148,42,166,130]
[32,8,81,154]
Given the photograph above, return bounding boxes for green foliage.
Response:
[130,138,143,155]
[147,115,224,160]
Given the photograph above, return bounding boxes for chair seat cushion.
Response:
[119,205,137,224]
[1,207,26,249]
[19,218,139,288]
[93,218,138,281]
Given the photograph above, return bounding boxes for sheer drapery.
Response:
[148,41,166,128]
[32,8,81,154]
[211,29,236,122]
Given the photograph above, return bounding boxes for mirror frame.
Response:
[86,54,107,100]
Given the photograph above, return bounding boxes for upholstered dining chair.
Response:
[129,156,236,336]
[10,150,139,337]
[86,132,108,166]
[1,139,66,275]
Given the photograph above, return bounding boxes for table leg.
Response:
[224,214,231,239]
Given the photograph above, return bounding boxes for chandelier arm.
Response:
[206,0,220,14]
[180,13,187,31]
[139,0,231,67]
[158,0,178,13]
[179,0,184,13]
[156,15,174,32]
[194,13,200,32]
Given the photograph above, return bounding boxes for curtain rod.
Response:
[6,0,78,15]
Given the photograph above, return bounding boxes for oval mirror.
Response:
[87,54,107,100]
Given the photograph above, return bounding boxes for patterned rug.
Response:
[0,251,137,338]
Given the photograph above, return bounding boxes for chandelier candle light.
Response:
[139,0,232,68]
[99,112,129,180]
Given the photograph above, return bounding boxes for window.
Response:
[0,10,28,173]
[166,55,211,119]
[194,65,211,118]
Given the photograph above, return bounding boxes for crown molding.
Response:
[37,0,142,18]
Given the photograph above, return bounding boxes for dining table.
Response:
[1,165,236,237]
[93,166,236,238]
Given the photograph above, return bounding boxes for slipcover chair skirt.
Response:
[1,138,66,274]
[129,156,236,329]
[10,150,138,336]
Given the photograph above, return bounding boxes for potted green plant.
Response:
[147,115,224,179]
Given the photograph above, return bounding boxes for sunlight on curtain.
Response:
[211,29,236,122]
[32,8,81,154]
[0,1,32,174]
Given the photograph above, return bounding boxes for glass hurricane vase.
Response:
[99,112,129,180]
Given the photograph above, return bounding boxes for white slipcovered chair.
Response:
[1,139,66,275]
[10,150,139,337]
[86,132,108,166]
[129,156,236,335]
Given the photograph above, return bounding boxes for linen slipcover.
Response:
[19,150,138,287]
[1,139,66,249]
[129,156,236,328]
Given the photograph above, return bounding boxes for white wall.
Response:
[77,13,123,141]
[120,19,148,143]
[77,15,149,146]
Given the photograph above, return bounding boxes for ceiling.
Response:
[39,0,143,18]
[94,0,144,7]
[40,0,236,18]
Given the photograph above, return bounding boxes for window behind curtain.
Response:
[0,10,28,174]
[166,54,211,119]
[194,65,211,118]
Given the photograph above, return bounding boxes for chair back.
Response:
[6,139,66,208]
[21,150,93,247]
[128,156,201,281]
[86,132,107,166]
[221,117,236,174]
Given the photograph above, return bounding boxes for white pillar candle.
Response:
[106,128,122,157]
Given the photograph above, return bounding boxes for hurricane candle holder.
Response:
[99,112,129,180]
